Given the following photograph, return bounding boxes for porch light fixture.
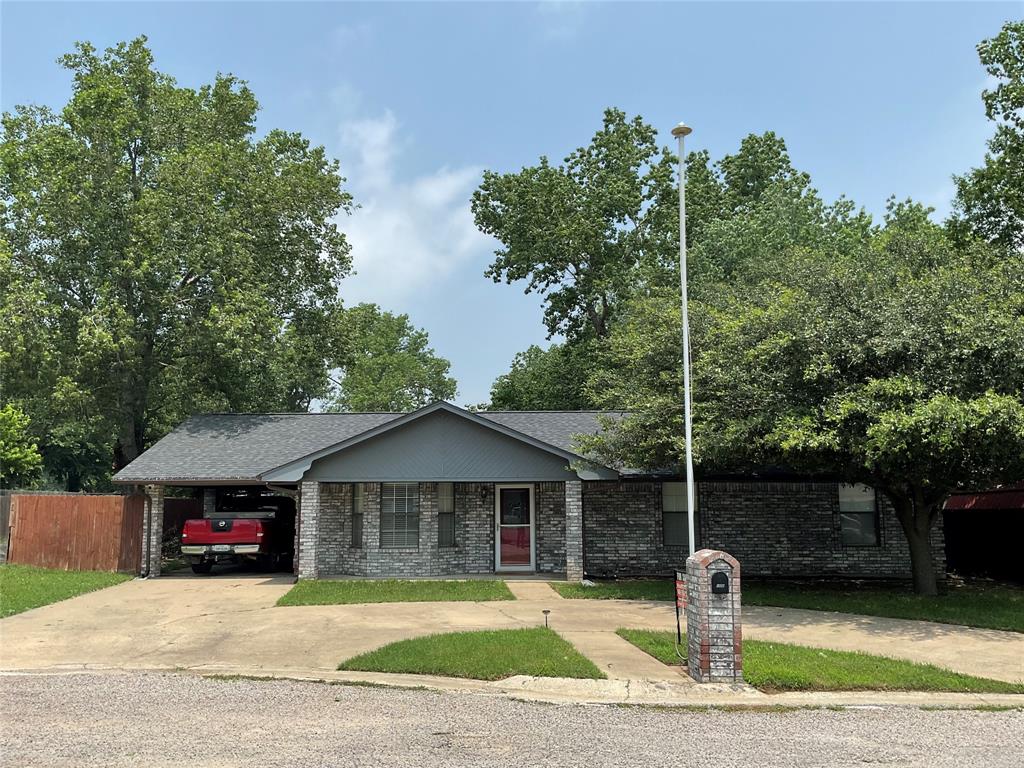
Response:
[672,121,697,557]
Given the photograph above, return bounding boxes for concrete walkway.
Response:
[1,576,1022,687]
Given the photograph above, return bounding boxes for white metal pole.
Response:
[672,122,696,557]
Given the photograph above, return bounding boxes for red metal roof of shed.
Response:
[945,483,1024,511]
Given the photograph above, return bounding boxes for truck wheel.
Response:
[191,562,214,575]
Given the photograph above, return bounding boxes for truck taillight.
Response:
[181,532,187,538]
[256,532,264,537]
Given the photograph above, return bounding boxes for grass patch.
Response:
[338,627,605,681]
[554,579,1024,633]
[616,628,1024,694]
[0,564,132,618]
[277,579,515,606]
[742,582,1024,633]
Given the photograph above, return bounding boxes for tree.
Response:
[583,202,1024,595]
[325,304,457,412]
[0,38,352,488]
[471,108,677,340]
[0,404,42,488]
[951,20,1024,251]
[487,343,593,411]
[474,109,835,410]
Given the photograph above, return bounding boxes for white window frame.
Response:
[380,482,420,548]
[494,483,535,572]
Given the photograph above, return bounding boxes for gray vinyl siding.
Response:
[303,409,581,482]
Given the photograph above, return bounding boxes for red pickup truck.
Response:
[181,510,294,575]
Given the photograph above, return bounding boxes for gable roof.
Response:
[112,403,618,484]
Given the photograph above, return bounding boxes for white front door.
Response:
[494,484,535,572]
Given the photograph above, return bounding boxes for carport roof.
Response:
[112,405,619,484]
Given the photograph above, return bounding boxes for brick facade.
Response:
[535,482,567,573]
[698,481,944,580]
[583,481,689,576]
[584,479,945,580]
[293,478,944,581]
[307,481,572,577]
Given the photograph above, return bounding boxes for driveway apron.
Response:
[1,576,1021,684]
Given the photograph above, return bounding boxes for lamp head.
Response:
[671,122,693,138]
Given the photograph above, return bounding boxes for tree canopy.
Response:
[487,343,594,411]
[325,304,457,412]
[471,108,677,341]
[1,37,455,488]
[951,20,1024,251]
[480,21,1024,594]
[0,404,42,489]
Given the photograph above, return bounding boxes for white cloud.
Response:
[335,109,488,306]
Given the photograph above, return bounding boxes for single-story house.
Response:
[114,401,944,580]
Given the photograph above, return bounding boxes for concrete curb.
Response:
[4,665,1023,710]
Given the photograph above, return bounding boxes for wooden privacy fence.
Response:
[7,493,145,573]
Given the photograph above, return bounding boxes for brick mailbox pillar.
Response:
[685,549,742,684]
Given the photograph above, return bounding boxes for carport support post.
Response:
[297,480,320,579]
[565,480,584,582]
[202,488,216,516]
[143,485,164,578]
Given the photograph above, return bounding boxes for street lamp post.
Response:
[672,121,696,557]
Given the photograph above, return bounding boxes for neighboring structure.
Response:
[113,401,944,581]
[943,484,1023,583]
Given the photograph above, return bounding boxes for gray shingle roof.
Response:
[113,408,619,483]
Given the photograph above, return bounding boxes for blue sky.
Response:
[2,1,1017,406]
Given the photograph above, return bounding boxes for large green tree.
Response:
[471,108,677,341]
[477,117,849,410]
[584,203,1024,595]
[325,304,457,412]
[0,38,353,487]
[951,20,1024,251]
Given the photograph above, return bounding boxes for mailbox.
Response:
[711,571,730,595]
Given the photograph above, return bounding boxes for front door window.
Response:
[497,486,533,570]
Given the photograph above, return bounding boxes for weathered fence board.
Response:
[7,494,145,573]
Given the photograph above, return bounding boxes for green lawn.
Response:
[339,627,605,680]
[616,628,1024,694]
[277,579,515,606]
[0,564,132,618]
[743,582,1024,633]
[552,579,1024,633]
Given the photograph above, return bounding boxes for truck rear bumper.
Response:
[182,544,262,555]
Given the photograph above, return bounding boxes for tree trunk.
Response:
[890,493,940,596]
[114,412,144,470]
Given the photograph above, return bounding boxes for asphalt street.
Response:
[2,672,1022,767]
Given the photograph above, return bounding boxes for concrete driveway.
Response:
[1,575,1022,684]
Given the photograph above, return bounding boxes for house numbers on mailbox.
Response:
[711,571,730,595]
